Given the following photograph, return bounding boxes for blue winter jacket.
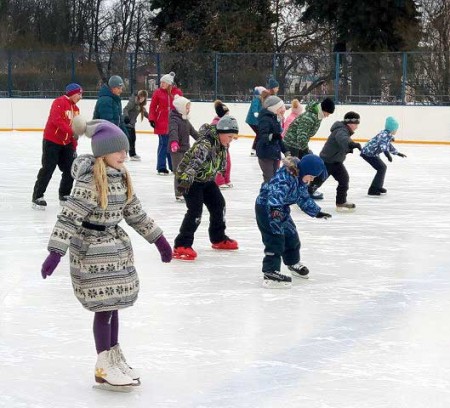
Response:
[93,84,129,136]
[361,129,398,157]
[256,109,286,160]
[245,94,263,126]
[255,164,321,234]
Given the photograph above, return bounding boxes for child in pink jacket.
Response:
[282,99,303,138]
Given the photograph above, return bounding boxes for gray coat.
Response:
[123,94,148,127]
[48,155,163,312]
[168,110,199,153]
[320,121,354,164]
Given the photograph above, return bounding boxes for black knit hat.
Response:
[321,98,335,114]
[343,111,360,124]
[214,100,229,118]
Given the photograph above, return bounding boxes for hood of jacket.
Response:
[71,154,95,181]
[304,101,319,115]
[330,121,353,135]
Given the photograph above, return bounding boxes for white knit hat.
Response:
[264,95,285,114]
[160,71,175,85]
[173,95,191,119]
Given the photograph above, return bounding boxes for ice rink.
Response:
[1,131,450,408]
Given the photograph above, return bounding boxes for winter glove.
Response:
[397,152,407,158]
[155,235,172,263]
[41,251,62,279]
[170,141,180,153]
[316,211,332,219]
[177,179,191,196]
[349,141,362,152]
[124,116,131,125]
[149,120,156,128]
[384,151,393,162]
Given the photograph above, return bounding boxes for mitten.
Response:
[316,211,332,219]
[384,151,393,162]
[41,251,62,279]
[177,179,190,196]
[170,141,180,153]
[349,141,362,152]
[155,235,172,263]
[124,116,131,125]
[149,120,156,128]
[397,152,407,158]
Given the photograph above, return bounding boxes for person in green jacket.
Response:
[283,97,335,199]
[93,75,129,139]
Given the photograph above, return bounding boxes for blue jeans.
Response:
[156,134,172,171]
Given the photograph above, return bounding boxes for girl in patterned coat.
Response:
[360,116,407,196]
[255,155,331,289]
[40,118,173,391]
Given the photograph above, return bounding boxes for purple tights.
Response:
[93,310,119,354]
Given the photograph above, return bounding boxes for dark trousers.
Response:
[258,158,280,183]
[289,147,312,159]
[310,162,349,205]
[174,181,226,248]
[157,134,172,171]
[170,151,185,197]
[250,124,259,150]
[32,139,75,200]
[255,204,300,272]
[127,127,137,157]
[361,154,387,190]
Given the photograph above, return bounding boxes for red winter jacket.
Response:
[149,86,183,135]
[43,95,80,148]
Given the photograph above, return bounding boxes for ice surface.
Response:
[1,132,450,408]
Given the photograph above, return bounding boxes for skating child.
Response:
[308,111,362,212]
[256,95,288,183]
[173,116,240,261]
[212,100,235,189]
[168,94,199,202]
[281,99,303,138]
[40,117,173,391]
[255,154,331,289]
[360,116,407,196]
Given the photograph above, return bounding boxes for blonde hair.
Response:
[93,158,134,209]
[291,98,300,109]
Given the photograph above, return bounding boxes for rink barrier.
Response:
[1,128,450,145]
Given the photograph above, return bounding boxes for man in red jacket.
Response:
[32,83,83,209]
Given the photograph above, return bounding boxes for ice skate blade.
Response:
[291,272,309,279]
[172,255,196,261]
[93,383,134,393]
[32,204,46,211]
[336,207,356,213]
[262,280,292,289]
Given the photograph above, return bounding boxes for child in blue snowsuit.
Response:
[360,116,407,196]
[255,154,331,289]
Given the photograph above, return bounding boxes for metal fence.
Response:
[0,50,449,105]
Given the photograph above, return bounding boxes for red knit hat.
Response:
[65,83,83,97]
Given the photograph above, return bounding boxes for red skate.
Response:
[173,246,197,261]
[211,238,239,250]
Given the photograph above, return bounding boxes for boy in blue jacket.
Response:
[255,154,331,289]
[360,116,407,196]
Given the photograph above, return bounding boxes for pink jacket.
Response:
[281,112,300,138]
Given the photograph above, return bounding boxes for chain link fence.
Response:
[0,50,448,105]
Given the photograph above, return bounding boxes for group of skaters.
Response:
[33,73,406,391]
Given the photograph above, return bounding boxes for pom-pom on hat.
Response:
[72,116,129,157]
[254,86,267,96]
[65,83,83,97]
[264,95,285,114]
[290,99,303,115]
[321,98,335,114]
[214,100,229,118]
[216,115,239,134]
[108,75,124,88]
[297,154,328,180]
[267,77,279,90]
[160,71,175,85]
[173,94,191,118]
[385,116,399,132]
[343,111,360,124]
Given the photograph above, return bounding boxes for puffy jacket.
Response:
[43,95,80,148]
[256,109,286,160]
[176,124,226,187]
[320,121,355,164]
[245,94,263,126]
[123,93,149,127]
[283,101,321,150]
[93,85,128,136]
[168,110,199,153]
[361,129,398,157]
[149,86,183,135]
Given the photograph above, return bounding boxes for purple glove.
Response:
[41,252,62,279]
[155,235,172,263]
